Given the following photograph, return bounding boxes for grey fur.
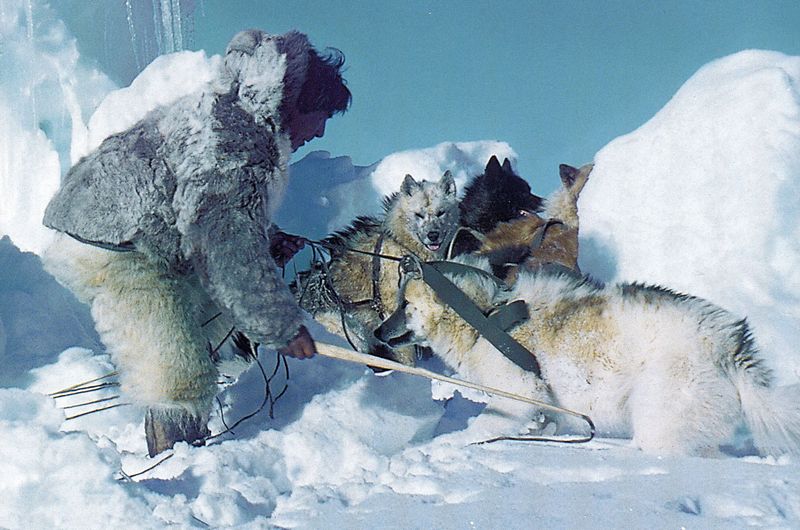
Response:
[43,30,307,349]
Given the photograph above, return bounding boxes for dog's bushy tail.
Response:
[736,372,800,457]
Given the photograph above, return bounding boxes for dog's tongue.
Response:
[427,243,440,251]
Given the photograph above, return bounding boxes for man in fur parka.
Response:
[42,29,351,456]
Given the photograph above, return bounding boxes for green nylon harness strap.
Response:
[402,256,543,377]
[487,300,530,332]
[423,262,530,332]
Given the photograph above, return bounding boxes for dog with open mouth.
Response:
[294,171,460,366]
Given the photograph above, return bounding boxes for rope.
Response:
[370,232,388,320]
[300,240,363,351]
[304,237,403,263]
[204,342,290,442]
[48,371,119,397]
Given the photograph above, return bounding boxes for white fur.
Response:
[543,186,580,229]
[43,234,232,415]
[395,261,800,456]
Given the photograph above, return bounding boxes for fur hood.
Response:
[221,29,312,127]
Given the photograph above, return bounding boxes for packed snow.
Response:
[2,2,800,527]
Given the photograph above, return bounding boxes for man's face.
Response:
[288,111,329,151]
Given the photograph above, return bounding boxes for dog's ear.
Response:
[559,164,578,188]
[401,174,420,196]
[485,155,502,179]
[501,158,514,173]
[440,170,457,196]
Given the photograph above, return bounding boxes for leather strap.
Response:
[371,232,387,319]
[487,300,530,332]
[530,219,564,251]
[405,257,542,376]
[66,232,136,252]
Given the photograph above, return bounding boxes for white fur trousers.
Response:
[43,234,231,417]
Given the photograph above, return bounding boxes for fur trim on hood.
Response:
[221,29,312,126]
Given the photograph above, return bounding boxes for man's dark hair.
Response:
[297,48,352,116]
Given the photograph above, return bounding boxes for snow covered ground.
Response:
[2,2,800,527]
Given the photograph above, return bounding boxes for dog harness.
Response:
[371,232,388,319]
[400,256,543,377]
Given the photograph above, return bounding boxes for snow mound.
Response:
[281,141,516,238]
[0,386,156,529]
[580,50,800,384]
[279,151,377,239]
[0,238,100,387]
[370,140,516,198]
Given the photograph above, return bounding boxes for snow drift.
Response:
[0,0,114,254]
[580,50,800,385]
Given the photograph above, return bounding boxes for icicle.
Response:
[171,0,183,51]
[125,0,142,70]
[160,0,174,53]
[25,0,37,129]
[25,0,33,39]
[59,75,89,164]
[151,0,163,55]
[0,119,9,219]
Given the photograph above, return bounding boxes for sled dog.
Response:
[297,155,544,365]
[449,155,543,257]
[296,171,460,365]
[376,258,800,456]
[478,162,592,282]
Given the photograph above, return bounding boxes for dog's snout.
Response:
[427,231,440,242]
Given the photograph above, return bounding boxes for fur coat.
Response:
[43,30,312,349]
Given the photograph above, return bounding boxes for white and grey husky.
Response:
[296,172,461,365]
[376,258,800,456]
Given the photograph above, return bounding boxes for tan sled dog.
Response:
[376,256,800,457]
